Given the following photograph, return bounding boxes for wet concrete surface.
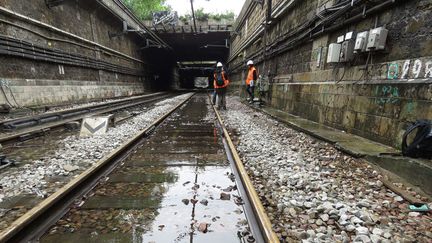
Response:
[42,95,252,243]
[256,105,397,156]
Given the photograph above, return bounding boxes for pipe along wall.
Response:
[0,0,178,108]
[228,0,432,149]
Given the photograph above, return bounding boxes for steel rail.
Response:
[0,92,164,127]
[0,92,172,144]
[211,98,280,243]
[0,92,165,126]
[0,93,195,243]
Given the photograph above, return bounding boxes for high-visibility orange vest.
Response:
[246,66,257,85]
[214,71,229,88]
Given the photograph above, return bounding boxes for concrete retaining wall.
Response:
[0,79,144,107]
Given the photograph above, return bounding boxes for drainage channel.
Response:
[0,94,277,243]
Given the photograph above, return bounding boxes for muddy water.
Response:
[0,99,174,232]
[42,95,251,243]
[1,129,75,165]
[0,130,76,231]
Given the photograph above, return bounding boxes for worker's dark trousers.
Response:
[246,85,255,100]
[216,88,227,109]
[212,90,217,104]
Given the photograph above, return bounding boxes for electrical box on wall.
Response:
[367,27,388,50]
[340,31,356,62]
[345,31,355,41]
[354,31,369,53]
[340,40,355,62]
[327,43,341,63]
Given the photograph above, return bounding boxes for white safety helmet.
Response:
[247,60,254,65]
[216,62,223,67]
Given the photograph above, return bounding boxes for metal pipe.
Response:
[0,6,145,64]
[228,0,300,63]
[0,35,143,76]
[228,26,264,63]
[233,0,258,33]
[229,0,408,73]
[0,19,100,54]
[109,0,172,50]
[190,0,198,33]
[310,0,406,38]
[266,0,272,23]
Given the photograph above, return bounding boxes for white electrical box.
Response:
[340,40,355,62]
[337,35,345,44]
[345,31,355,40]
[354,31,369,53]
[367,27,388,50]
[327,43,341,63]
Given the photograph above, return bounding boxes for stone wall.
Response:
[0,0,153,107]
[229,0,432,148]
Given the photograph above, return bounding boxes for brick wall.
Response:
[229,0,432,148]
[0,0,152,107]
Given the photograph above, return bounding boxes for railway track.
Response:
[0,93,278,243]
[0,92,173,144]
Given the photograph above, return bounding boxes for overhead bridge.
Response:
[145,24,232,89]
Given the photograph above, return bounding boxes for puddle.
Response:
[41,95,252,242]
[1,130,76,166]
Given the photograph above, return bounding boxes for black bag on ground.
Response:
[402,119,432,159]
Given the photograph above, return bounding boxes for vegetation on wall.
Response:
[121,0,171,20]
[179,8,235,23]
[122,0,235,23]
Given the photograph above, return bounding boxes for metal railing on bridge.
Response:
[152,24,233,34]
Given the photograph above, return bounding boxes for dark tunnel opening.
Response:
[144,30,230,90]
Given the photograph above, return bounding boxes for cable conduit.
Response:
[0,35,143,76]
[0,6,145,64]
[229,0,408,72]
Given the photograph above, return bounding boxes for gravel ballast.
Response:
[220,97,431,242]
[0,93,191,202]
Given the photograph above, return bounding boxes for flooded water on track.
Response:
[41,94,252,243]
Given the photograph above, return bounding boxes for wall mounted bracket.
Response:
[140,39,162,49]
[252,0,264,6]
[45,0,69,8]
[109,21,145,39]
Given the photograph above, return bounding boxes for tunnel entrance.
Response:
[144,25,231,90]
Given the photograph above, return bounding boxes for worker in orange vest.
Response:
[214,62,229,110]
[246,60,257,103]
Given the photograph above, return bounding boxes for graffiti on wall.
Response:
[387,63,399,79]
[389,58,432,80]
[153,11,178,26]
[374,85,400,105]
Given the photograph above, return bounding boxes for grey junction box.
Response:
[367,27,388,50]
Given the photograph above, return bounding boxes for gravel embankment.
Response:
[221,97,431,243]
[0,93,191,202]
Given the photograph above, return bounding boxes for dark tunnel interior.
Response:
[145,30,231,90]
